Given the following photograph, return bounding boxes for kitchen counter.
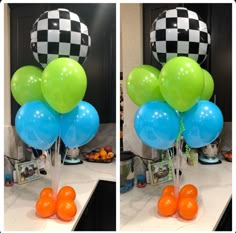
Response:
[4,159,116,231]
[120,158,232,231]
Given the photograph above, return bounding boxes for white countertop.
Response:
[4,159,116,231]
[120,159,232,231]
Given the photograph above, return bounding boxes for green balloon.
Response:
[126,65,164,106]
[159,57,204,112]
[11,66,44,105]
[200,69,214,100]
[41,58,87,113]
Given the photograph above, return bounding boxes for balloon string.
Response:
[174,113,185,198]
[174,140,183,198]
[50,137,62,197]
[185,144,191,159]
[176,113,185,142]
[168,149,175,184]
[160,152,165,173]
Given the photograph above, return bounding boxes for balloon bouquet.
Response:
[11,8,99,220]
[127,7,224,219]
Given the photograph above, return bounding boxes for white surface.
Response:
[120,159,232,231]
[4,160,116,231]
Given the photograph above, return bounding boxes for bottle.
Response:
[13,169,17,183]
[146,168,151,184]
[4,157,13,187]
[136,174,146,188]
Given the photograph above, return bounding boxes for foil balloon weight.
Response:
[30,8,91,68]
[150,7,211,65]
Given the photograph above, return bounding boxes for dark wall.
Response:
[9,3,116,124]
[143,3,232,121]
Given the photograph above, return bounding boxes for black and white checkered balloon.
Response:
[30,8,91,68]
[150,7,210,66]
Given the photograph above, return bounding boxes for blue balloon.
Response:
[60,101,100,148]
[15,101,60,150]
[183,100,224,148]
[134,101,180,150]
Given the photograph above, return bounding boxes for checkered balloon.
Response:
[30,8,91,68]
[150,7,211,66]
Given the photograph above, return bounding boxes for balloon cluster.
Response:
[11,9,99,150]
[127,7,223,150]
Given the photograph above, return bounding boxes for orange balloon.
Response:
[161,185,175,196]
[179,184,198,199]
[57,186,76,201]
[178,197,198,220]
[56,199,77,221]
[157,195,178,216]
[40,187,55,199]
[35,197,56,218]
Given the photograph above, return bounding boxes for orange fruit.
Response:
[56,199,77,221]
[101,155,107,160]
[161,185,175,196]
[40,187,55,199]
[179,184,198,199]
[57,186,76,201]
[99,148,107,157]
[93,152,100,160]
[178,197,198,220]
[157,194,178,216]
[35,197,56,218]
[107,152,114,159]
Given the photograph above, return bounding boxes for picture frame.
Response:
[148,158,173,186]
[15,160,41,184]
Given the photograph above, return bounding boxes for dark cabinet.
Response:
[74,180,116,231]
[215,198,232,231]
[143,3,232,121]
[9,3,116,124]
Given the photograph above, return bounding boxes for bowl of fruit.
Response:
[85,145,115,163]
[223,150,232,162]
